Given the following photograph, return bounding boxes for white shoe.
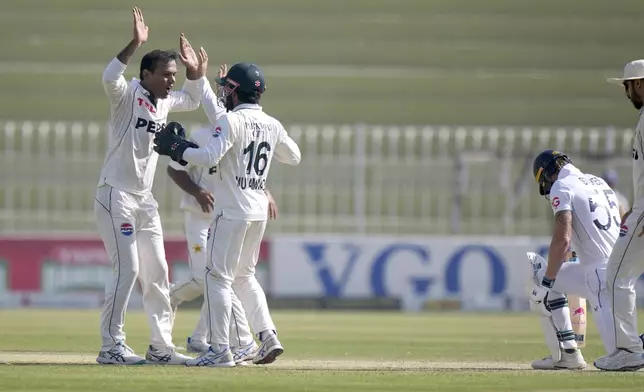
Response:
[253,334,284,365]
[594,349,644,371]
[145,345,193,365]
[96,341,146,365]
[185,346,236,367]
[531,351,586,370]
[232,341,258,364]
[186,337,210,354]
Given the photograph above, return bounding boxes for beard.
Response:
[225,94,235,112]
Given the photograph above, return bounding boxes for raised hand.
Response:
[178,33,199,75]
[197,47,209,79]
[132,6,148,45]
[217,63,228,97]
[218,64,228,79]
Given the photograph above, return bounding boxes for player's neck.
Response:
[139,82,158,106]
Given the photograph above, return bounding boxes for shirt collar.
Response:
[557,163,581,179]
[233,103,262,112]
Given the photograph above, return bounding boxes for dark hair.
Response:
[236,90,261,105]
[139,50,179,80]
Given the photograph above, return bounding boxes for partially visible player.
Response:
[153,62,301,367]
[526,149,620,370]
[94,6,207,365]
[601,169,630,219]
[595,60,644,371]
[167,63,279,364]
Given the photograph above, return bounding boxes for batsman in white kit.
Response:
[154,62,301,367]
[527,149,622,370]
[94,7,207,365]
[594,59,644,371]
[167,63,279,364]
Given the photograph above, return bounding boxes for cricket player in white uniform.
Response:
[94,7,206,365]
[527,149,621,370]
[594,60,644,371]
[167,64,279,364]
[153,62,301,367]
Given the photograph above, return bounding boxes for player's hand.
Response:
[196,47,208,78]
[622,209,632,226]
[217,63,228,100]
[266,189,278,220]
[529,284,551,316]
[178,33,199,74]
[132,6,148,45]
[153,122,197,165]
[194,189,215,213]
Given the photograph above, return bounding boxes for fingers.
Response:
[199,47,208,63]
[180,33,192,50]
[133,6,144,23]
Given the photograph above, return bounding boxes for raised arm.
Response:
[168,35,207,112]
[103,7,148,105]
[201,64,227,124]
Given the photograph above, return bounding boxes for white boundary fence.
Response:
[0,121,635,235]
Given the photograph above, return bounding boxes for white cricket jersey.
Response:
[549,164,620,267]
[182,103,301,220]
[632,109,644,212]
[97,57,205,195]
[168,79,225,217]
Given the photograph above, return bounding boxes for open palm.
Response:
[132,6,148,44]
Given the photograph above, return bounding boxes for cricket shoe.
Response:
[186,337,210,354]
[594,349,644,371]
[185,346,236,367]
[253,334,284,365]
[145,345,193,365]
[531,350,586,370]
[232,341,258,364]
[96,341,146,365]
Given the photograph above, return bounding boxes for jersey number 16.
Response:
[243,141,271,176]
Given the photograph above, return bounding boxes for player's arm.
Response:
[274,128,302,165]
[201,64,227,124]
[167,164,215,213]
[103,7,148,105]
[265,188,278,220]
[181,117,236,168]
[543,186,574,284]
[169,36,206,113]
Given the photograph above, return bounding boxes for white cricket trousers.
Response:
[606,208,644,353]
[170,210,254,347]
[531,254,616,354]
[205,215,275,346]
[94,185,174,351]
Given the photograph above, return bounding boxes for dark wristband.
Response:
[541,276,555,289]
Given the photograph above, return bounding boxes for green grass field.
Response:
[1,0,643,126]
[0,309,643,391]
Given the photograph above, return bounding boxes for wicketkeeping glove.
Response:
[153,122,198,166]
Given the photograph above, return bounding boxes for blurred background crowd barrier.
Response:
[1,0,643,311]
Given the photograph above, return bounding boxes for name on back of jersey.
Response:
[236,176,266,190]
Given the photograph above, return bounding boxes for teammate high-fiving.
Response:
[94,6,208,366]
[155,62,301,367]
